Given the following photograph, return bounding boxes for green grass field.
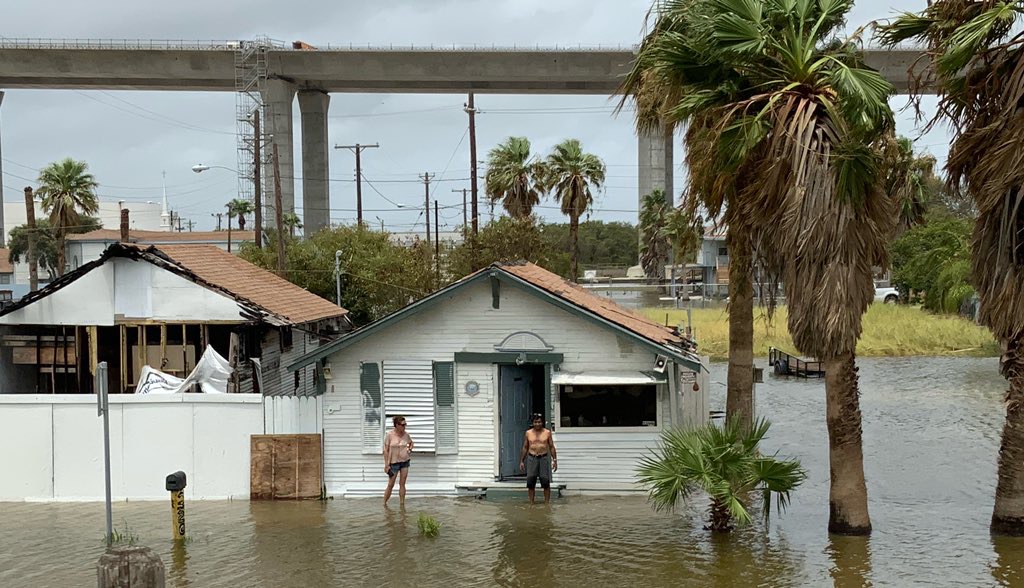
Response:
[641,304,999,361]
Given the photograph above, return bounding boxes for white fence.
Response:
[0,394,321,501]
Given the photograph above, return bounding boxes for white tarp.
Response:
[551,371,666,386]
[136,346,233,394]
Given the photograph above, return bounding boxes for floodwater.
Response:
[3,357,1024,587]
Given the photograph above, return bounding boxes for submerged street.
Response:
[1,357,1020,587]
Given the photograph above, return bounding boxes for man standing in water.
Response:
[519,414,557,503]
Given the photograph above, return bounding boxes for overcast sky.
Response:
[0,0,946,233]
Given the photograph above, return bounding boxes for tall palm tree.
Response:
[621,0,896,535]
[540,139,606,282]
[484,136,545,220]
[228,198,255,231]
[36,158,99,277]
[639,189,670,279]
[879,1,1024,536]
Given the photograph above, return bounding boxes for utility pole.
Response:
[253,109,263,249]
[186,219,196,232]
[24,187,38,292]
[212,213,223,232]
[452,188,468,239]
[420,172,435,244]
[434,199,441,286]
[273,143,287,277]
[334,250,343,307]
[226,205,233,253]
[465,93,479,238]
[334,143,379,226]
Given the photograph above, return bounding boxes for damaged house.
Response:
[0,243,349,396]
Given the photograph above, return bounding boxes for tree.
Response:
[228,198,255,231]
[539,139,606,282]
[663,207,703,265]
[881,136,940,235]
[639,189,670,279]
[446,216,550,279]
[282,212,303,238]
[623,0,896,535]
[239,225,435,326]
[484,137,545,220]
[8,217,102,280]
[880,1,1024,534]
[35,158,100,276]
[638,418,805,533]
[890,212,973,312]
[539,221,638,273]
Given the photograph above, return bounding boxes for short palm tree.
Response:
[228,198,255,231]
[282,211,303,238]
[879,0,1024,537]
[638,418,805,533]
[484,136,545,220]
[36,158,100,276]
[622,0,896,535]
[639,189,670,279]
[540,139,605,282]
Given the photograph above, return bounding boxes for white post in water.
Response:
[334,250,343,307]
[96,361,112,544]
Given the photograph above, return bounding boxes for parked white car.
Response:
[874,285,899,304]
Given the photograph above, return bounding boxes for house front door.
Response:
[499,365,534,479]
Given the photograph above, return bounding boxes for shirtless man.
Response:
[519,414,557,503]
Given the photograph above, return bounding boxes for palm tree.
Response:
[882,136,938,235]
[639,189,670,279]
[540,139,606,282]
[621,0,896,535]
[36,158,100,277]
[638,418,805,532]
[484,136,545,220]
[282,212,303,238]
[879,1,1024,536]
[228,198,255,231]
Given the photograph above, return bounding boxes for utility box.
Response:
[165,471,187,492]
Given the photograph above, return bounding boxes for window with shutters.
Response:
[433,361,457,454]
[360,362,383,453]
[383,360,436,453]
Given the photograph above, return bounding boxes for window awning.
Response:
[552,371,666,386]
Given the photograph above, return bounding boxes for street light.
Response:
[191,164,236,174]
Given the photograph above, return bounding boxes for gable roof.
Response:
[68,229,255,244]
[0,243,347,326]
[289,260,702,372]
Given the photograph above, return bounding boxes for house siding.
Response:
[320,279,707,495]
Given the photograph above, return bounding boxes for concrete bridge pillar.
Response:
[262,79,296,224]
[637,126,675,268]
[297,90,331,234]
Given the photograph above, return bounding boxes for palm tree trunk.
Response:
[823,352,872,535]
[726,230,754,429]
[707,498,733,532]
[570,211,580,283]
[992,334,1024,535]
[56,230,67,277]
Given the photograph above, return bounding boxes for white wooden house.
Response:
[290,261,709,496]
[0,243,349,397]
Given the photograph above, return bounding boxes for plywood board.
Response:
[12,346,77,365]
[250,434,322,500]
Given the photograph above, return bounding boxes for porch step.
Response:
[456,481,567,497]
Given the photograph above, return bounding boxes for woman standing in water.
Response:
[383,415,413,506]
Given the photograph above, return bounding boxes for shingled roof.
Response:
[0,243,346,326]
[68,229,256,244]
[289,259,700,372]
[496,261,686,349]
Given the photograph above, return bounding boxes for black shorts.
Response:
[526,454,551,489]
[388,460,410,477]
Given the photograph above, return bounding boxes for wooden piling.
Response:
[96,545,165,588]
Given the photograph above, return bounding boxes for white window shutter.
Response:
[383,360,436,453]
[360,362,383,453]
[434,362,457,454]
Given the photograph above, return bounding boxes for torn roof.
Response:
[0,243,347,326]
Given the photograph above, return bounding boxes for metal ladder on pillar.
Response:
[233,37,271,205]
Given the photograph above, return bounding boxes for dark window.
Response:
[280,327,293,351]
[558,384,657,428]
[717,247,728,256]
[0,274,10,284]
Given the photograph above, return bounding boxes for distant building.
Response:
[66,228,256,270]
[388,230,465,248]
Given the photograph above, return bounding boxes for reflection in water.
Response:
[0,358,1014,587]
[991,537,1024,586]
[491,503,557,587]
[825,535,873,588]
